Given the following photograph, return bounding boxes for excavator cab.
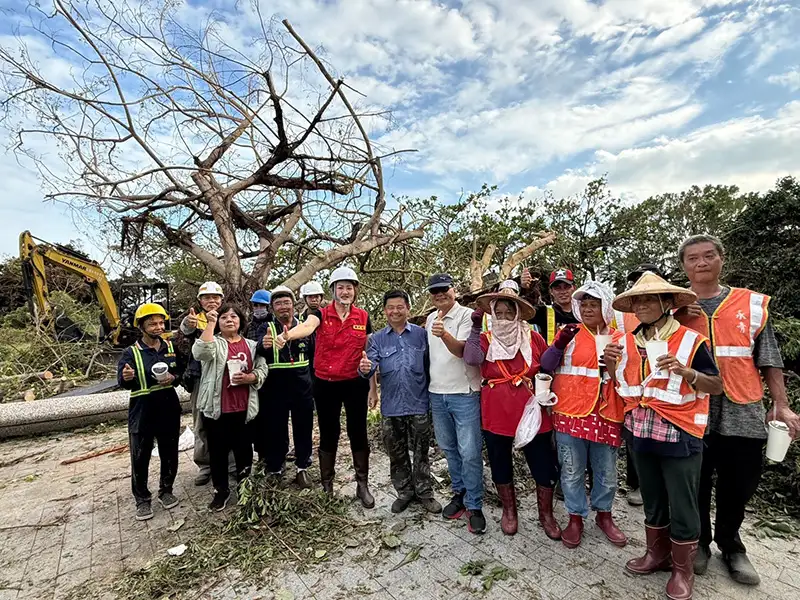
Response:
[19,231,172,348]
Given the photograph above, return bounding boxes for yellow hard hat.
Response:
[134,303,169,327]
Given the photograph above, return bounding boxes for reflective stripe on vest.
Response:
[676,287,768,404]
[552,326,623,422]
[613,331,643,398]
[546,306,556,345]
[268,321,308,369]
[614,311,640,335]
[130,341,175,398]
[615,327,710,437]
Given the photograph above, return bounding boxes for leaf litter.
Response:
[71,465,382,600]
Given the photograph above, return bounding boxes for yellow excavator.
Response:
[19,231,172,347]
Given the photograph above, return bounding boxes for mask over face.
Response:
[253,308,269,319]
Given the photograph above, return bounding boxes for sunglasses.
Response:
[429,286,451,295]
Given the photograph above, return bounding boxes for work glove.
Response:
[471,308,485,328]
[553,324,580,350]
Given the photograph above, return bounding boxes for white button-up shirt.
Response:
[426,302,481,394]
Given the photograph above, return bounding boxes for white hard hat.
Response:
[300,281,325,297]
[329,266,359,287]
[197,281,224,298]
[270,285,295,302]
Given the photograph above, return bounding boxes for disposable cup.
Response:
[595,335,612,361]
[227,359,246,384]
[766,421,792,462]
[645,340,669,377]
[151,362,169,383]
[534,373,552,395]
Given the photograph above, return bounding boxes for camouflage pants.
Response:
[382,414,434,499]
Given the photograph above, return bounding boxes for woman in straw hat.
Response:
[540,280,627,550]
[604,272,722,600]
[463,281,561,538]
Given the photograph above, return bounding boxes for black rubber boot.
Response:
[352,450,375,508]
[319,450,336,495]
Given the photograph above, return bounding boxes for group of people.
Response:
[117,234,798,600]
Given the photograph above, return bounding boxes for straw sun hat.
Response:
[476,287,536,321]
[612,272,698,313]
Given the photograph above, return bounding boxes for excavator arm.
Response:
[19,231,122,344]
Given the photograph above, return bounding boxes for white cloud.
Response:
[2,0,799,258]
[528,101,800,200]
[767,67,800,91]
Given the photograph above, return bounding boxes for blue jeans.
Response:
[556,431,618,517]
[429,392,483,510]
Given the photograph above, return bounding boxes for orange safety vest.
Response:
[676,288,768,404]
[613,310,640,335]
[551,325,624,423]
[612,326,710,438]
[483,331,533,389]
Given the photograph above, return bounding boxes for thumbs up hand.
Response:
[187,307,198,328]
[359,350,373,375]
[122,363,135,382]
[262,332,273,349]
[431,311,446,338]
[521,267,533,289]
[275,326,288,349]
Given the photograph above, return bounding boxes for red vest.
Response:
[612,326,710,438]
[676,287,769,404]
[313,304,369,381]
[552,325,624,423]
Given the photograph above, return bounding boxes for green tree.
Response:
[724,176,800,318]
[608,184,750,289]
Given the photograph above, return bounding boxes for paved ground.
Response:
[1,417,799,600]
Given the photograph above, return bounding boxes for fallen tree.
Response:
[0,2,430,301]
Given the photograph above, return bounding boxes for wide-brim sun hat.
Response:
[476,287,536,321]
[612,272,697,313]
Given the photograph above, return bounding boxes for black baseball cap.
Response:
[627,263,664,282]
[427,273,454,292]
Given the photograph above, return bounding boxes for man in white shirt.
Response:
[425,273,485,534]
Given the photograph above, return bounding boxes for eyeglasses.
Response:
[428,286,451,295]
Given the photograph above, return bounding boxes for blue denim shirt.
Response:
[362,323,429,417]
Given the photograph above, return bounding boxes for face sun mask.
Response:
[253,308,269,319]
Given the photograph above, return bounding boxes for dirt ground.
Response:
[1,416,799,600]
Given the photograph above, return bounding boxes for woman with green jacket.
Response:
[192,304,268,511]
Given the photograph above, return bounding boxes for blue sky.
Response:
[1,0,799,262]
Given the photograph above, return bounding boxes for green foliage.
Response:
[106,467,381,600]
[774,318,800,367]
[608,184,749,289]
[724,176,800,318]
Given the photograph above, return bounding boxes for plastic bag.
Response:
[514,391,558,450]
[152,426,195,456]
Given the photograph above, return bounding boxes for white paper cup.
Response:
[535,373,552,395]
[151,362,169,383]
[645,340,669,377]
[595,335,612,361]
[227,359,246,384]
[766,420,792,462]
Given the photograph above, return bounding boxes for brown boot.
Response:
[626,524,672,574]
[319,450,336,495]
[352,450,375,509]
[495,483,518,535]
[561,515,583,549]
[536,486,562,540]
[595,511,628,547]
[666,539,697,600]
